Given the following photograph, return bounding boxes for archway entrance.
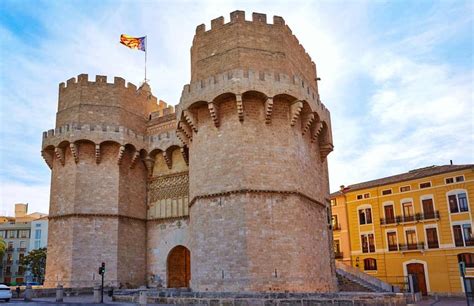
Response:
[407,263,427,295]
[167,245,190,288]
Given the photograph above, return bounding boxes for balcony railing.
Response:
[17,248,26,252]
[399,242,425,251]
[427,241,440,249]
[380,211,440,226]
[334,251,343,259]
[4,272,11,276]
[332,223,341,231]
[6,248,14,253]
[456,239,474,247]
[388,244,399,251]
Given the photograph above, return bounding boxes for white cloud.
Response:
[0,0,472,215]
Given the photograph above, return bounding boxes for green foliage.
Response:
[20,248,47,279]
[0,237,6,259]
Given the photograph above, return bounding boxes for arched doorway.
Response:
[407,263,427,296]
[167,245,190,288]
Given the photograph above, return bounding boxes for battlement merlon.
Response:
[56,74,162,130]
[191,11,318,91]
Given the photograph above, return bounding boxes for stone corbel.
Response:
[180,147,189,165]
[311,121,323,143]
[144,156,155,177]
[69,143,79,164]
[41,150,53,169]
[178,121,193,141]
[95,144,101,164]
[176,128,189,146]
[130,151,140,169]
[183,110,198,133]
[290,101,303,126]
[117,145,125,165]
[264,97,273,124]
[301,113,315,135]
[320,143,334,160]
[54,147,65,166]
[236,94,244,122]
[162,151,172,169]
[208,102,219,127]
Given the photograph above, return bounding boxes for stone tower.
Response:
[176,11,336,292]
[41,75,159,287]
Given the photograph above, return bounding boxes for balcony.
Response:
[17,248,27,252]
[399,242,425,252]
[456,239,474,247]
[388,244,399,251]
[4,272,11,276]
[6,248,14,253]
[334,251,343,259]
[380,211,440,226]
[416,211,440,221]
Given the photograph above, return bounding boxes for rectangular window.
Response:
[384,205,395,223]
[387,232,398,251]
[449,194,459,213]
[35,223,41,228]
[19,241,26,249]
[331,199,337,206]
[34,240,41,249]
[35,230,41,240]
[364,193,370,199]
[333,240,341,253]
[420,182,431,189]
[446,177,454,184]
[19,230,29,239]
[456,176,465,182]
[361,233,375,253]
[403,202,414,222]
[0,231,4,239]
[463,224,473,246]
[454,225,464,247]
[422,198,435,219]
[8,231,15,239]
[426,228,439,249]
[406,229,417,249]
[449,192,469,213]
[459,193,469,212]
[357,194,363,200]
[382,189,392,195]
[7,242,13,250]
[400,186,411,192]
[359,208,372,225]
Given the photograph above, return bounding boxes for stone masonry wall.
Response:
[147,218,190,287]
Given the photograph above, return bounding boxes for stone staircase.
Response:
[336,261,396,293]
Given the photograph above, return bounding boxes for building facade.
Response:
[40,11,336,291]
[0,204,48,285]
[331,164,474,295]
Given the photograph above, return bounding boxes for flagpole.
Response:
[144,35,147,83]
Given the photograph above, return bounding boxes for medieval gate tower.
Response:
[41,11,336,292]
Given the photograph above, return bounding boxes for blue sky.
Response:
[0,0,473,215]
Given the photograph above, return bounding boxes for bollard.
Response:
[56,284,64,302]
[93,285,101,303]
[138,290,147,305]
[24,285,33,301]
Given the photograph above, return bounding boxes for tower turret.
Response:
[177,11,336,292]
[41,75,159,287]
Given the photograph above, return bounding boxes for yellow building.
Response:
[331,164,474,296]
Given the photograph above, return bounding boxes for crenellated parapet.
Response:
[177,68,333,159]
[41,122,184,171]
[56,74,160,132]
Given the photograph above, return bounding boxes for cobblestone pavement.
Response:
[1,295,470,305]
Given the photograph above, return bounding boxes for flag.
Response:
[120,34,146,51]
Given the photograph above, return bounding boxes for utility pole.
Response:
[98,262,105,303]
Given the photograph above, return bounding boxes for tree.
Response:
[20,248,47,283]
[0,237,6,259]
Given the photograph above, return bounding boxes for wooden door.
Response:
[407,263,427,295]
[167,245,191,288]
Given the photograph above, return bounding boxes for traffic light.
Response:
[98,262,105,275]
